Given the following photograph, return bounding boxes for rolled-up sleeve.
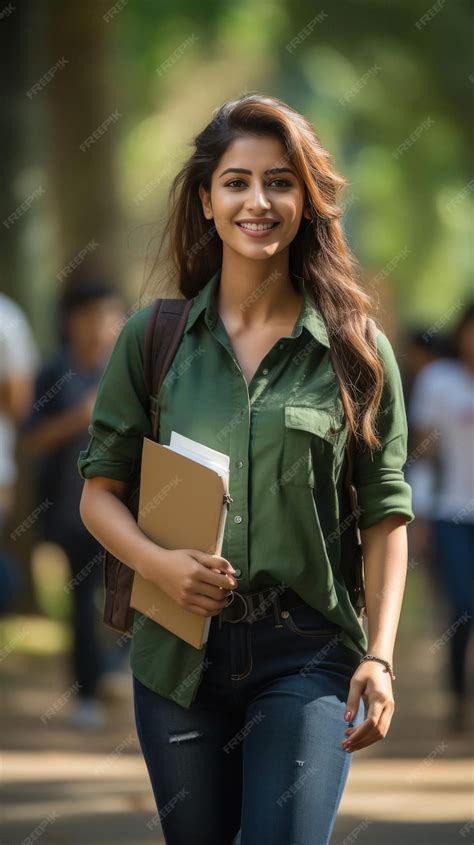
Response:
[354,330,415,530]
[77,306,153,482]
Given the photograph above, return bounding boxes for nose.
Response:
[244,180,272,212]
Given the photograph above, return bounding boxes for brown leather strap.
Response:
[143,298,193,441]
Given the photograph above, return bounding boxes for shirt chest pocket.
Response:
[281,404,347,488]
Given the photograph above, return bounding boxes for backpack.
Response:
[101,298,376,636]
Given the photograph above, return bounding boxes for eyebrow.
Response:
[218,167,297,178]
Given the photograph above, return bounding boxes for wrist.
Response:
[359,653,396,681]
[136,536,171,580]
[366,643,393,664]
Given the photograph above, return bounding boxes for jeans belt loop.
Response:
[272,591,283,627]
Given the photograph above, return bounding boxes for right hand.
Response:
[148,548,238,617]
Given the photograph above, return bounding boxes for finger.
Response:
[193,583,233,601]
[189,591,231,613]
[345,678,364,725]
[196,565,238,590]
[341,700,384,747]
[344,706,393,751]
[194,552,236,575]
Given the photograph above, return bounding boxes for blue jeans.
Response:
[132,597,365,845]
[432,519,474,698]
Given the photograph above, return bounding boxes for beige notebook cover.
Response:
[129,435,231,649]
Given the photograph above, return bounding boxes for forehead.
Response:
[217,134,292,170]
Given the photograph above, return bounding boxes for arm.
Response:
[79,475,169,579]
[79,474,237,612]
[341,331,415,752]
[341,514,408,752]
[77,308,236,613]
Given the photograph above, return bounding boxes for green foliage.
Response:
[115,0,472,324]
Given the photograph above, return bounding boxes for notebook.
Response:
[129,432,232,648]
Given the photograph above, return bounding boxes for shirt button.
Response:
[281,610,289,618]
[279,342,285,350]
[233,515,243,524]
[262,367,269,375]
[236,460,244,468]
[233,568,242,577]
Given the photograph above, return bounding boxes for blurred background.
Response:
[1,1,472,843]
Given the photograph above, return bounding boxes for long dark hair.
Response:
[140,92,385,449]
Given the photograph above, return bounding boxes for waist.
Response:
[218,584,310,625]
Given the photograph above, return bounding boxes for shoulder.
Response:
[111,303,155,364]
[118,303,154,342]
[371,327,405,390]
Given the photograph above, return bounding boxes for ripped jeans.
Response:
[132,598,365,845]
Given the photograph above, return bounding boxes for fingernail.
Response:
[344,710,352,721]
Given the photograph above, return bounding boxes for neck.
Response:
[216,249,301,329]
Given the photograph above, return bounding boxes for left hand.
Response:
[341,659,395,752]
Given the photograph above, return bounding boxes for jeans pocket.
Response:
[281,602,341,638]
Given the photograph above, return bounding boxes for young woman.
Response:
[78,93,414,845]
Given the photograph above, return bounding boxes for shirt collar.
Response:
[183,268,330,348]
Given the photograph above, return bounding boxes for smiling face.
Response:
[199,134,311,261]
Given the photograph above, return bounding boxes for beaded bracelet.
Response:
[359,654,396,681]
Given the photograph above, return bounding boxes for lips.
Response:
[235,221,280,238]
[236,221,279,231]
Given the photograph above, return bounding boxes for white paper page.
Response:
[169,431,229,474]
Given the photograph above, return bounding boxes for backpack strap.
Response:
[143,298,193,441]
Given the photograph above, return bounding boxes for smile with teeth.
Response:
[237,221,279,231]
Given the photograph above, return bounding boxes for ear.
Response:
[302,202,312,220]
[198,184,213,220]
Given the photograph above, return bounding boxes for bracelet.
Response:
[359,654,396,681]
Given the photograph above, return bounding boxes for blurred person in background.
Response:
[402,327,440,411]
[407,302,474,733]
[20,278,129,729]
[0,292,40,613]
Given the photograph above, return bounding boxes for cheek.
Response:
[278,194,304,224]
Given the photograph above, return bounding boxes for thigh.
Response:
[132,673,244,845]
[239,640,365,845]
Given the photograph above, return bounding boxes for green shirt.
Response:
[77,268,414,708]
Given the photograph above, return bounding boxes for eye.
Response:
[269,178,292,188]
[224,178,292,188]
